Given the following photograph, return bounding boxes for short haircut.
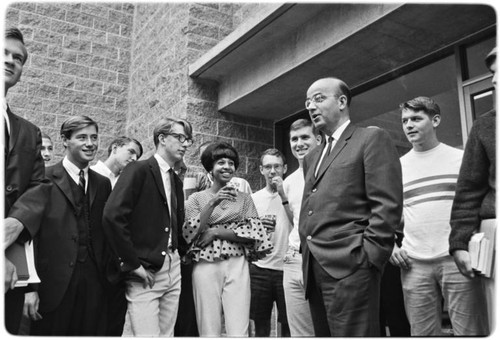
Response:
[485,47,496,70]
[289,118,319,137]
[198,140,214,154]
[321,77,352,107]
[201,142,239,172]
[5,27,28,64]
[60,115,98,140]
[106,136,143,158]
[41,132,52,141]
[259,148,286,165]
[336,78,352,107]
[153,117,193,147]
[399,96,441,118]
[132,139,143,158]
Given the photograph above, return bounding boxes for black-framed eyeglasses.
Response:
[166,133,193,146]
[305,94,336,109]
[262,164,284,171]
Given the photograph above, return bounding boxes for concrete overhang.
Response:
[189,3,496,120]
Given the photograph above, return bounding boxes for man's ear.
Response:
[315,134,322,145]
[283,164,288,175]
[432,115,441,128]
[61,135,68,148]
[338,95,348,110]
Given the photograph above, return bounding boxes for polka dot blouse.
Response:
[183,190,273,262]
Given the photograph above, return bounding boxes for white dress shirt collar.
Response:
[62,156,89,192]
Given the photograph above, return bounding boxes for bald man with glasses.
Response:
[299,77,403,336]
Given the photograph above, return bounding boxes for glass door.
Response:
[463,76,495,133]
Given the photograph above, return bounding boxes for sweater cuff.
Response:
[449,241,469,255]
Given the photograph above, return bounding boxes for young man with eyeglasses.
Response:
[250,148,292,337]
[103,118,193,336]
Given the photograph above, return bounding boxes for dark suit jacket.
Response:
[299,124,402,294]
[102,156,186,274]
[35,162,112,313]
[4,108,50,241]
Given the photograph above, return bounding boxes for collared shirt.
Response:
[315,119,351,177]
[3,100,10,134]
[154,153,174,248]
[62,156,89,193]
[153,153,174,218]
[91,160,118,188]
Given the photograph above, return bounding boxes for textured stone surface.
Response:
[5,2,134,163]
[5,2,273,185]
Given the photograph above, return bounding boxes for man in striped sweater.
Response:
[389,96,488,336]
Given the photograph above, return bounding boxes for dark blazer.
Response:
[299,124,403,294]
[4,108,50,334]
[102,156,186,274]
[35,162,112,313]
[4,108,50,240]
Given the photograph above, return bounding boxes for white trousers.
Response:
[124,250,181,336]
[192,255,250,336]
[283,248,315,336]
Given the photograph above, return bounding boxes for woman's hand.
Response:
[196,228,219,248]
[211,185,237,206]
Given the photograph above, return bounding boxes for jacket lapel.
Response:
[51,162,78,210]
[313,124,356,185]
[149,157,168,205]
[6,107,20,156]
[87,169,99,209]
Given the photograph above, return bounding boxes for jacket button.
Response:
[165,227,169,232]
[307,235,312,241]
[161,251,166,256]
[312,188,317,193]
[6,185,13,192]
[308,210,313,216]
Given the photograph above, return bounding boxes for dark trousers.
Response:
[249,264,290,337]
[105,280,127,336]
[31,259,106,336]
[308,255,381,337]
[379,263,410,336]
[174,262,199,336]
[4,287,25,334]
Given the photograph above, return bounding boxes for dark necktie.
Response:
[315,136,333,177]
[79,169,86,194]
[325,136,333,156]
[168,168,178,228]
[168,168,179,249]
[4,117,9,155]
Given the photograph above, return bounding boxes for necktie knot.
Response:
[326,136,334,156]
[79,169,86,193]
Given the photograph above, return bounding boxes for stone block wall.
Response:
[4,2,134,164]
[4,2,275,189]
[128,2,274,190]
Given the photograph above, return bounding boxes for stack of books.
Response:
[5,241,40,287]
[468,219,496,278]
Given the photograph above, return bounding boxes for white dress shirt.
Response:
[62,156,88,193]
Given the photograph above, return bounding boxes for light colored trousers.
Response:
[482,267,495,333]
[401,255,489,336]
[283,247,314,337]
[123,250,181,336]
[192,255,250,337]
